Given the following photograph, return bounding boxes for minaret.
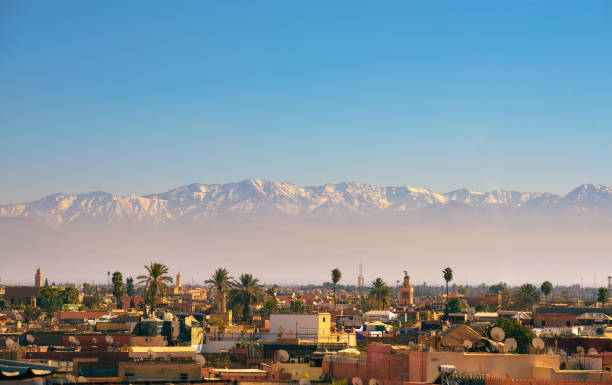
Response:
[35,268,43,288]
[358,263,364,298]
[176,272,182,290]
[400,271,414,305]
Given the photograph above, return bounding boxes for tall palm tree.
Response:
[205,268,232,312]
[541,281,553,305]
[229,273,262,320]
[331,268,342,310]
[137,262,173,312]
[370,278,390,310]
[597,287,610,307]
[443,267,453,303]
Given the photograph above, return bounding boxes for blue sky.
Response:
[1,1,611,203]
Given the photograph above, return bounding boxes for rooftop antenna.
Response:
[608,276,611,291]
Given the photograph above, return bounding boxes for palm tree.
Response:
[112,272,126,309]
[229,273,262,320]
[137,262,173,312]
[331,268,342,310]
[370,278,390,310]
[513,283,540,311]
[541,281,553,305]
[597,287,610,307]
[205,268,232,312]
[443,267,453,303]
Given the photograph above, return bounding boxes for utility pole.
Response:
[608,276,611,292]
[107,271,110,295]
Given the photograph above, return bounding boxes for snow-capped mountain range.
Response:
[1,180,611,226]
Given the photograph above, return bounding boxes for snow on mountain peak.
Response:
[0,181,610,226]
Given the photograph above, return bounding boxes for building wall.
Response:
[324,344,561,385]
[533,313,578,327]
[119,362,201,381]
[269,313,330,341]
[425,352,560,383]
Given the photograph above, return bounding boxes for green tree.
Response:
[20,304,42,325]
[597,287,610,307]
[129,297,136,309]
[442,297,465,320]
[540,281,553,305]
[443,267,453,302]
[489,283,506,295]
[38,287,62,321]
[513,283,540,311]
[475,303,489,312]
[205,268,232,312]
[290,299,305,313]
[62,287,80,304]
[126,277,135,297]
[262,298,279,315]
[266,287,277,297]
[458,285,468,296]
[229,273,262,320]
[369,278,390,310]
[331,268,342,309]
[83,293,105,309]
[488,318,534,354]
[111,272,126,309]
[137,262,173,312]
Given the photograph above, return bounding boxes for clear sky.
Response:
[1,1,611,204]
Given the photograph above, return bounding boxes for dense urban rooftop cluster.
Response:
[0,264,611,384]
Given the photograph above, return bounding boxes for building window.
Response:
[322,317,326,322]
[566,321,571,327]
[541,320,546,327]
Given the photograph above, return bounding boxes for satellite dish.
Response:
[504,338,517,352]
[369,379,380,385]
[66,375,76,383]
[558,348,567,356]
[576,346,585,354]
[26,334,35,344]
[299,378,311,385]
[463,340,473,349]
[277,349,289,363]
[277,326,285,337]
[288,330,295,336]
[490,327,505,342]
[105,335,114,344]
[194,355,206,366]
[91,337,97,344]
[73,339,80,346]
[352,377,363,385]
[588,348,598,355]
[532,338,545,350]
[292,370,301,378]
[5,338,14,349]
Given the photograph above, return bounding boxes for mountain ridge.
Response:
[1,180,610,226]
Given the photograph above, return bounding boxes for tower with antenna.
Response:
[358,263,364,298]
